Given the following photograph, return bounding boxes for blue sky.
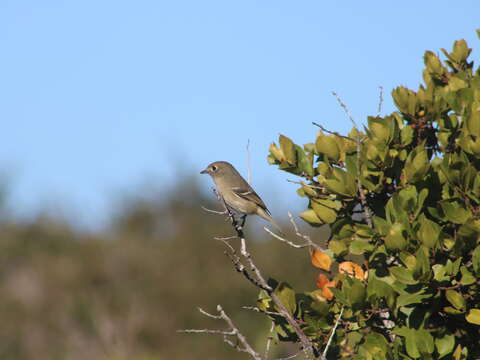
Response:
[0,1,478,228]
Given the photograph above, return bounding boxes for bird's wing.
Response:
[231,186,271,215]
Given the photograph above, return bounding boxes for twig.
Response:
[202,206,228,215]
[288,212,326,251]
[225,244,272,291]
[377,86,384,116]
[242,306,282,317]
[286,179,323,190]
[179,306,263,360]
[322,306,344,359]
[331,91,373,228]
[312,122,356,142]
[276,351,303,360]
[264,227,310,249]
[264,321,275,359]
[198,306,223,319]
[331,91,357,129]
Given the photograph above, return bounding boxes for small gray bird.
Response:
[200,161,282,232]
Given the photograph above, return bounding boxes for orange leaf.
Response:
[311,250,332,271]
[316,273,329,289]
[339,261,365,280]
[315,274,336,300]
[322,281,336,300]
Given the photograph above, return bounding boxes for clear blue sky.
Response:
[0,1,478,228]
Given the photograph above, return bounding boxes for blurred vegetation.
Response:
[0,177,324,360]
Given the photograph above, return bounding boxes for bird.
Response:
[200,161,282,233]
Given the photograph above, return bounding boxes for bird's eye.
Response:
[211,165,217,171]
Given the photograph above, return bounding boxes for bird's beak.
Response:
[200,168,208,174]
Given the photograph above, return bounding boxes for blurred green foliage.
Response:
[0,178,321,360]
[266,36,480,359]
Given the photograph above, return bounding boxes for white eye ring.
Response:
[211,165,217,171]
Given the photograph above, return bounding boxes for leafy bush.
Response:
[266,35,480,359]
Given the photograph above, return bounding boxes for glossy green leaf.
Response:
[445,290,465,311]
[390,266,418,285]
[466,309,480,325]
[311,200,337,224]
[435,334,455,358]
[384,222,407,251]
[315,133,340,161]
[279,135,296,165]
[274,282,296,314]
[299,209,323,226]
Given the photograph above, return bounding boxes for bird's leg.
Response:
[240,214,247,229]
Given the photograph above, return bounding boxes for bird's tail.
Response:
[257,208,284,235]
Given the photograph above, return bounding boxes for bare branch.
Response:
[201,184,318,358]
[288,212,326,252]
[331,91,373,228]
[286,179,323,190]
[264,227,309,249]
[198,307,223,319]
[377,86,384,116]
[264,321,275,359]
[276,351,303,360]
[331,91,358,129]
[322,306,344,358]
[179,305,263,360]
[312,122,356,142]
[201,206,228,215]
[242,306,282,317]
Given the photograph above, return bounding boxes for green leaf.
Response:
[440,201,471,224]
[397,291,430,307]
[295,145,314,177]
[373,216,389,236]
[361,333,388,357]
[417,217,441,248]
[348,280,366,310]
[315,133,340,161]
[279,135,297,165]
[435,334,455,358]
[460,266,476,285]
[393,328,434,358]
[299,209,323,226]
[390,266,418,285]
[432,264,449,282]
[472,246,480,275]
[384,222,407,251]
[349,240,374,255]
[466,309,480,325]
[329,239,348,256]
[445,289,466,311]
[404,146,430,184]
[274,282,296,314]
[311,200,337,224]
[367,277,396,308]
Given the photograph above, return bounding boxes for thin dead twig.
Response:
[331,91,373,228]
[179,306,262,360]
[322,306,344,358]
[312,122,357,142]
[377,86,384,116]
